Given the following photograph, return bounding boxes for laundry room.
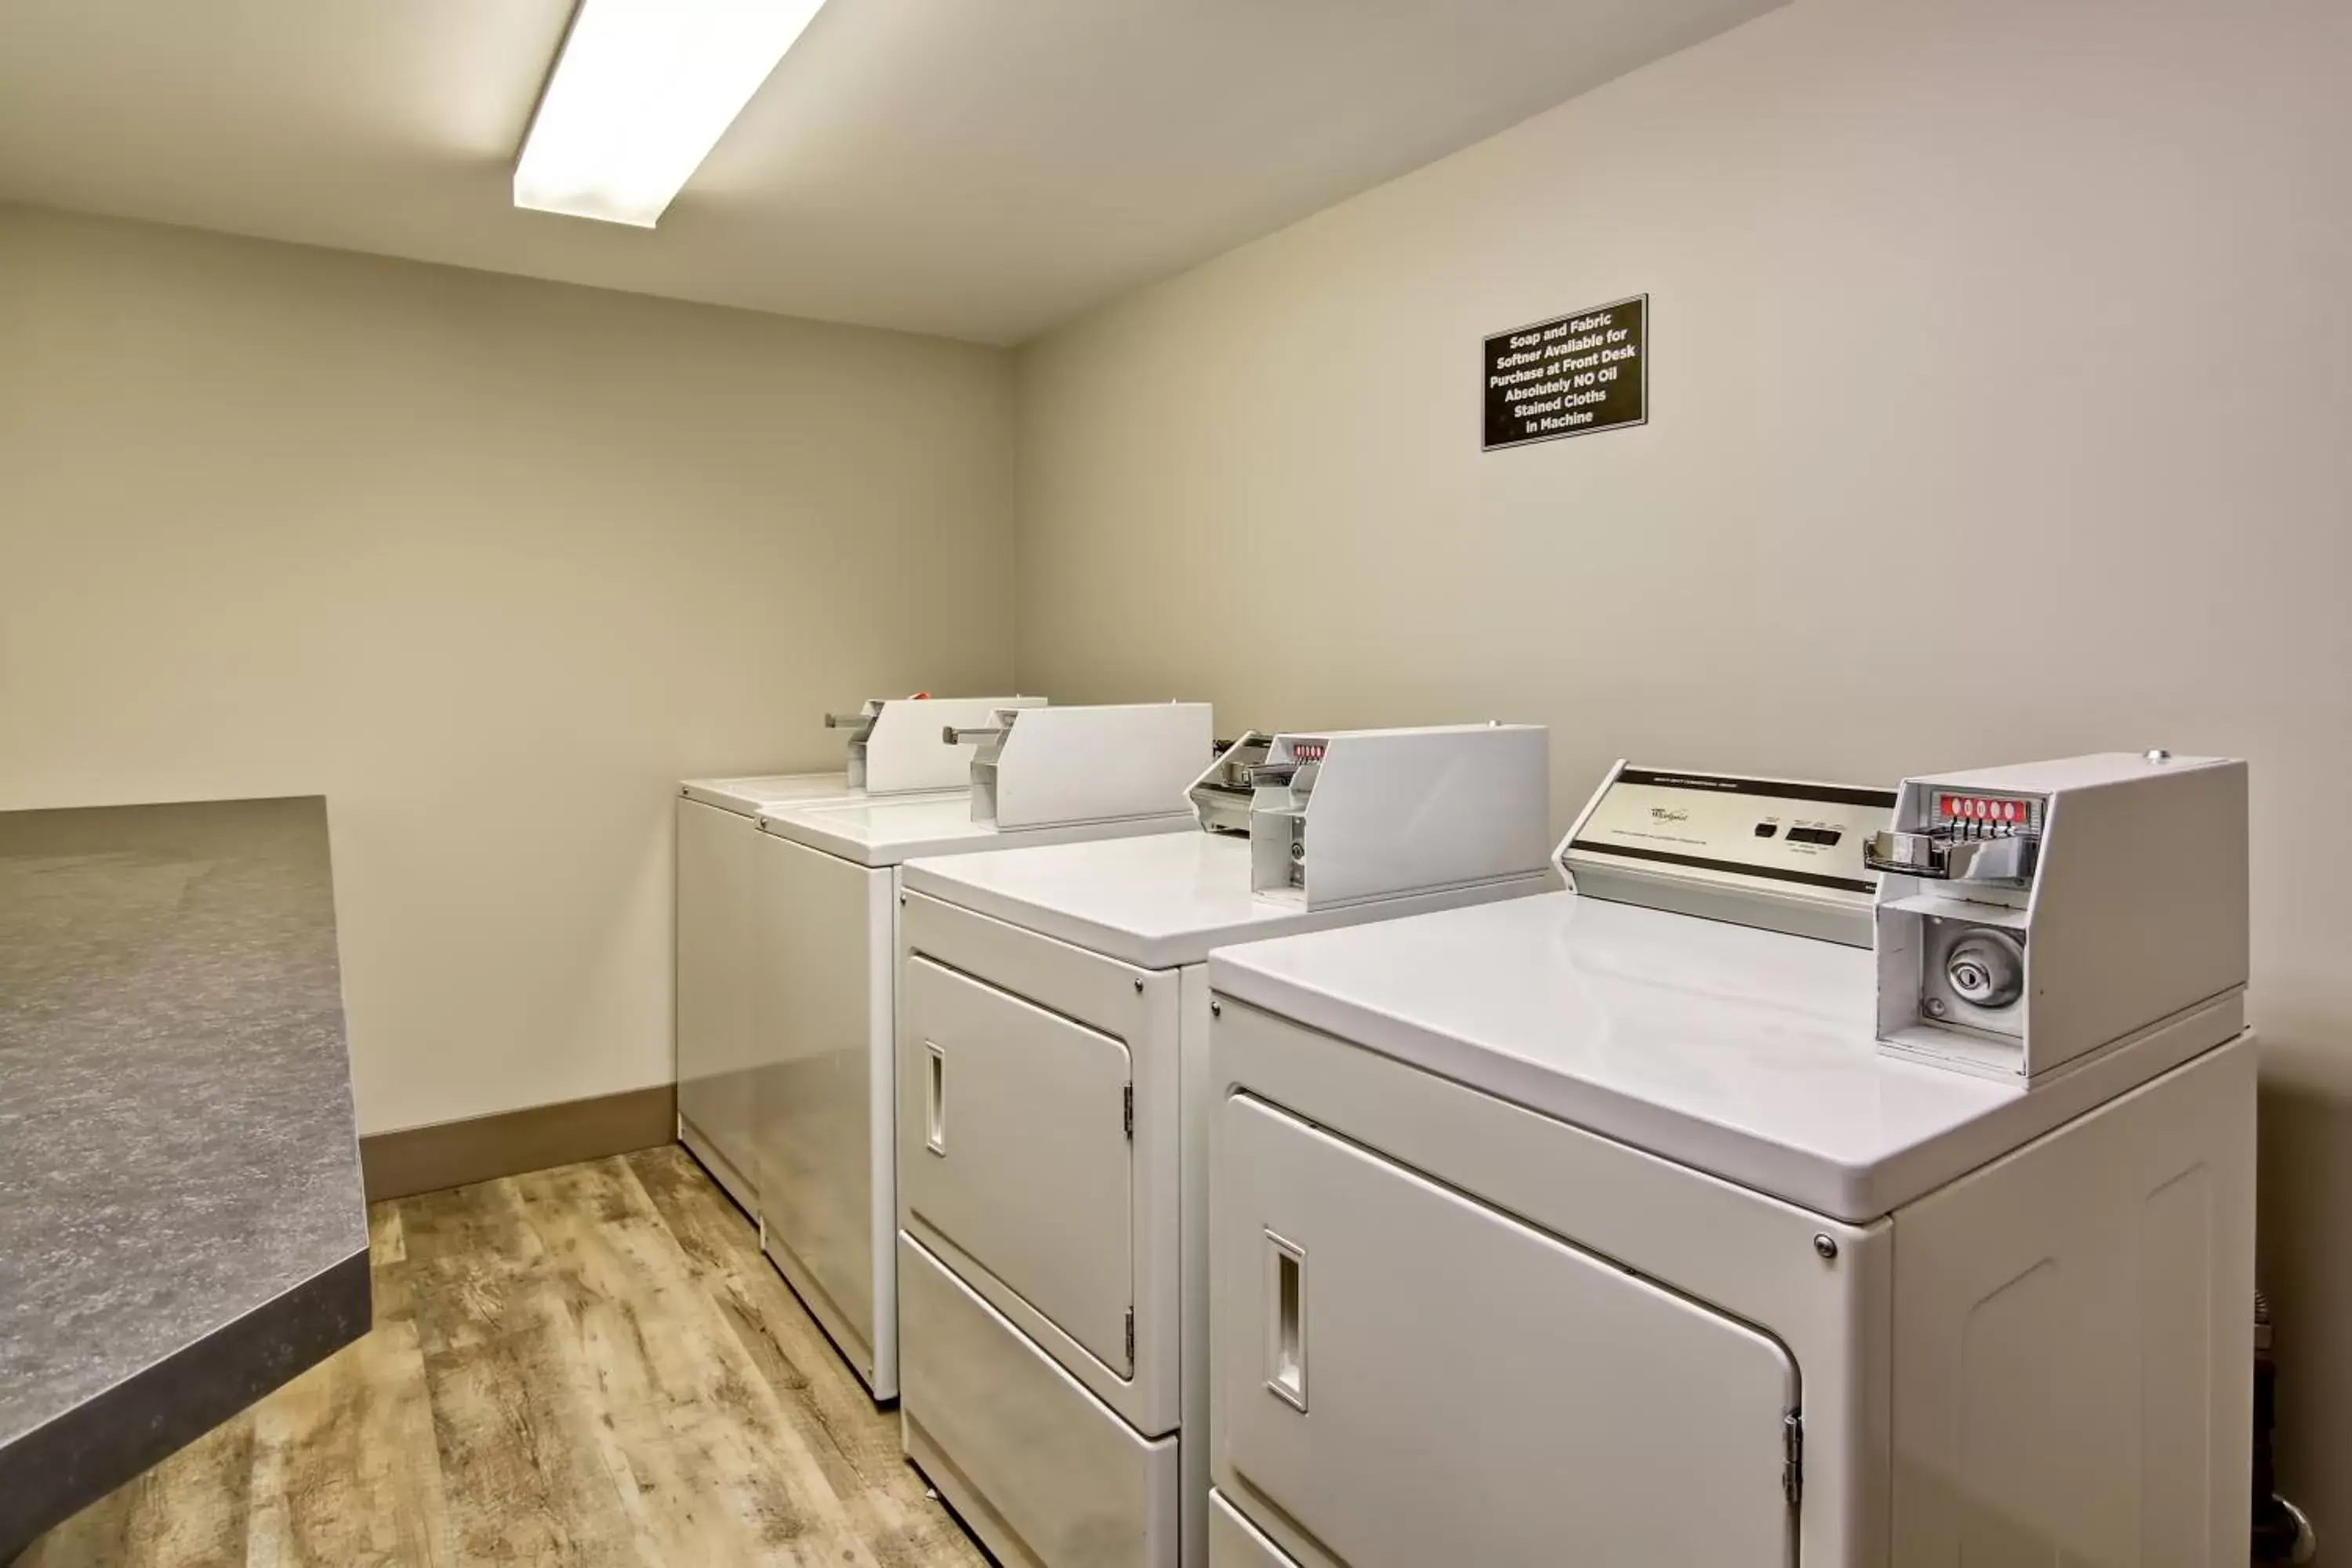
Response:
[0,1,2342,1563]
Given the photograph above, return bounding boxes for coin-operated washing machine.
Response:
[891,724,1555,1568]
[676,694,1044,1214]
[1203,753,2254,1568]
[750,702,1213,1401]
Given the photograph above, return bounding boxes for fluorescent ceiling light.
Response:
[514,0,828,228]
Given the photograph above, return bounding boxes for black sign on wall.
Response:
[1482,294,1647,451]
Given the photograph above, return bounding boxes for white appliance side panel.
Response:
[1217,1093,1798,1568]
[993,703,1214,829]
[872,880,904,1400]
[676,1117,754,1221]
[676,797,760,1211]
[1206,1490,1299,1568]
[1295,724,1551,909]
[752,833,891,1384]
[864,694,1046,796]
[1178,968,1215,1568]
[900,956,1135,1374]
[1889,1033,2256,1566]
[2023,760,2250,1076]
[900,1234,1178,1568]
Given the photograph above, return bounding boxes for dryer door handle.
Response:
[924,1042,947,1156]
[1265,1229,1308,1412]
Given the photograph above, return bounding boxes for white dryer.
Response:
[1204,754,2255,1568]
[677,694,1044,1212]
[891,724,1555,1568]
[751,702,1214,1401]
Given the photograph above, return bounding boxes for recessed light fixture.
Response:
[514,0,829,228]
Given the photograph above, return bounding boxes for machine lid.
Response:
[1557,762,1897,947]
[757,793,1192,867]
[679,771,862,816]
[902,831,1551,969]
[1207,894,2240,1221]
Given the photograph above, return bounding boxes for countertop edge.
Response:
[0,1243,371,1559]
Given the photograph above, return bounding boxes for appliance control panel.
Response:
[1559,764,1897,944]
[966,702,1214,829]
[1245,725,1552,910]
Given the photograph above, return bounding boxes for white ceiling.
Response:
[0,0,1778,344]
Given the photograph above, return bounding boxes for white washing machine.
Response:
[677,695,1043,1212]
[888,724,1556,1568]
[751,702,1214,1400]
[1203,753,2255,1568]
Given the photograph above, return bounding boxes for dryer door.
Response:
[1217,1093,1798,1568]
[901,955,1135,1376]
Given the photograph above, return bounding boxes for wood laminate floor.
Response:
[20,1147,990,1568]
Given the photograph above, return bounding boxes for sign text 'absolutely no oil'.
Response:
[1483,295,1646,451]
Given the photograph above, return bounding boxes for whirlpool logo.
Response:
[1650,807,1690,822]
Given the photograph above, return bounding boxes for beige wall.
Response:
[1016,0,2351,1526]
[0,205,1017,1137]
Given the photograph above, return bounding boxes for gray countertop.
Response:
[0,797,369,1557]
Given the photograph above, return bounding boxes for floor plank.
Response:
[18,1147,986,1568]
[623,1151,985,1568]
[18,1411,256,1568]
[244,1319,452,1568]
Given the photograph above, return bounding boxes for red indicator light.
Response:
[1940,794,2029,825]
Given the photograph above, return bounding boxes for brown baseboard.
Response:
[360,1084,677,1202]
